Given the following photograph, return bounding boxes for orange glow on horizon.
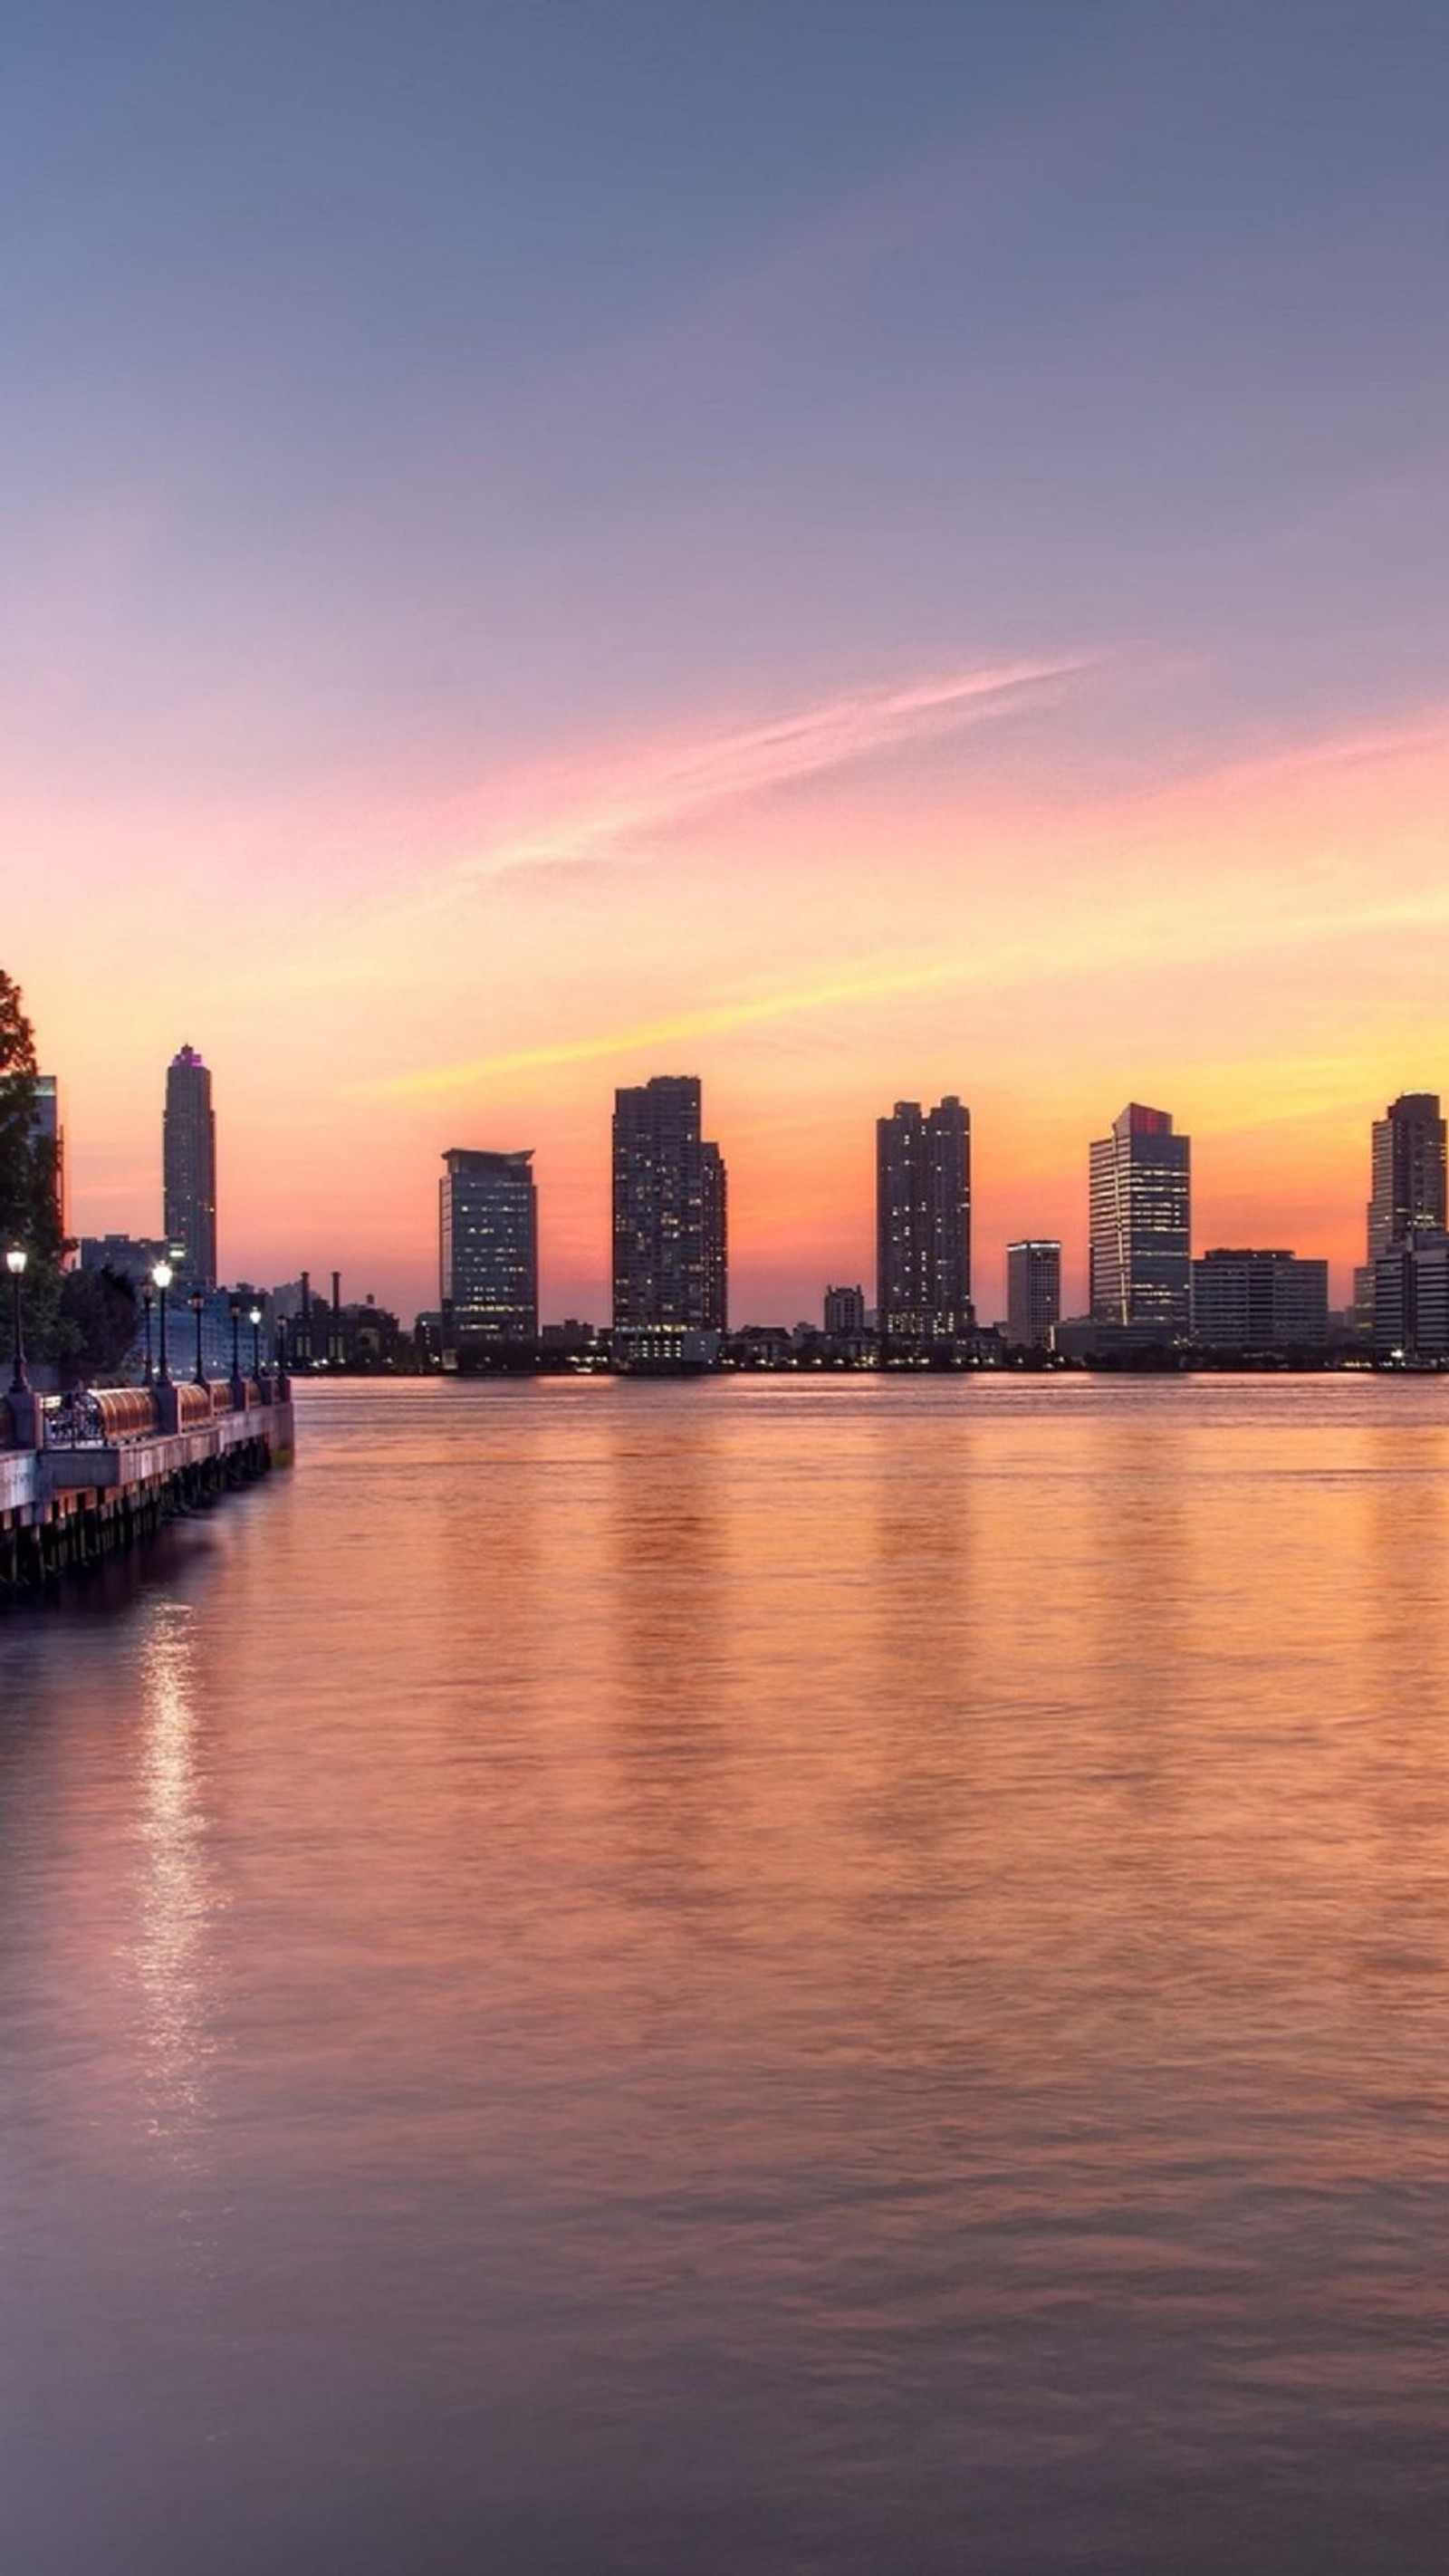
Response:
[12,680,1449,1323]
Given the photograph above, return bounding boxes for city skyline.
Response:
[19,1013,1449,1331]
[7,5,1449,1324]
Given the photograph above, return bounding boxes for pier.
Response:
[1,1378,293,1597]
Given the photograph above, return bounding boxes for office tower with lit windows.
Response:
[1006,1239,1061,1350]
[612,1076,727,1331]
[1089,1103,1191,1332]
[876,1096,972,1343]
[439,1149,538,1343]
[1192,1249,1329,1351]
[163,1043,218,1287]
[1373,1231,1449,1360]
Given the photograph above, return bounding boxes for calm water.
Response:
[2,1376,1448,2573]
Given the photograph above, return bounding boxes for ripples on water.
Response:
[1,1377,1447,2572]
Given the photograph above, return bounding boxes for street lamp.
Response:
[141,1285,155,1385]
[229,1298,242,1379]
[152,1261,172,1384]
[6,1245,28,1395]
[249,1305,263,1378]
[189,1289,206,1386]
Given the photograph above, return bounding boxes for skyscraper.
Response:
[439,1149,538,1344]
[30,1075,65,1245]
[612,1076,726,1331]
[876,1097,972,1344]
[1089,1103,1191,1332]
[1006,1239,1061,1350]
[163,1043,217,1287]
[1354,1092,1447,1335]
[701,1139,727,1334]
[1367,1092,1445,1260]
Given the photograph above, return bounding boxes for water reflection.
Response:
[2,1377,1449,2575]
[133,1599,219,2164]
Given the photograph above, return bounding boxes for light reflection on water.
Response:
[1,1375,1448,2573]
[134,1600,218,2157]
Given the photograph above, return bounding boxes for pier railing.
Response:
[5,1377,284,1456]
[3,1378,295,1594]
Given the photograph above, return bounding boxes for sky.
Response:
[5,0,1448,1322]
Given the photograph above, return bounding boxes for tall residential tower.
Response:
[612,1076,727,1333]
[1367,1092,1446,1260]
[163,1043,217,1288]
[1354,1092,1447,1335]
[876,1096,973,1344]
[30,1075,65,1246]
[1006,1239,1061,1350]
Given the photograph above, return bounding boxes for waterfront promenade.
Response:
[1,1378,293,1594]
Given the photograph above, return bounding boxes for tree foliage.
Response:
[1,966,70,1364]
[0,966,42,1248]
[54,1266,140,1384]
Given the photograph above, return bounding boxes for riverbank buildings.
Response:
[1192,1248,1329,1353]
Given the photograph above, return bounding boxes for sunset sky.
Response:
[6,0,1448,1321]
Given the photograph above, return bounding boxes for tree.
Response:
[54,1266,140,1384]
[1,966,68,1362]
[0,967,40,1245]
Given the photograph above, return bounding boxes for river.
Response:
[1,1375,1446,2571]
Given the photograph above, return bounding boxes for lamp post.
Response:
[6,1245,28,1394]
[229,1298,242,1379]
[189,1289,206,1386]
[276,1316,289,1380]
[141,1286,155,1386]
[249,1305,263,1379]
[152,1261,172,1384]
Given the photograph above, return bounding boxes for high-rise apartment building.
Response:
[1367,1092,1445,1259]
[439,1149,538,1343]
[30,1075,65,1245]
[163,1043,217,1287]
[1192,1249,1329,1351]
[1006,1239,1061,1350]
[1354,1092,1446,1336]
[876,1097,973,1344]
[612,1076,727,1331]
[1089,1103,1191,1332]
[702,1139,727,1335]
